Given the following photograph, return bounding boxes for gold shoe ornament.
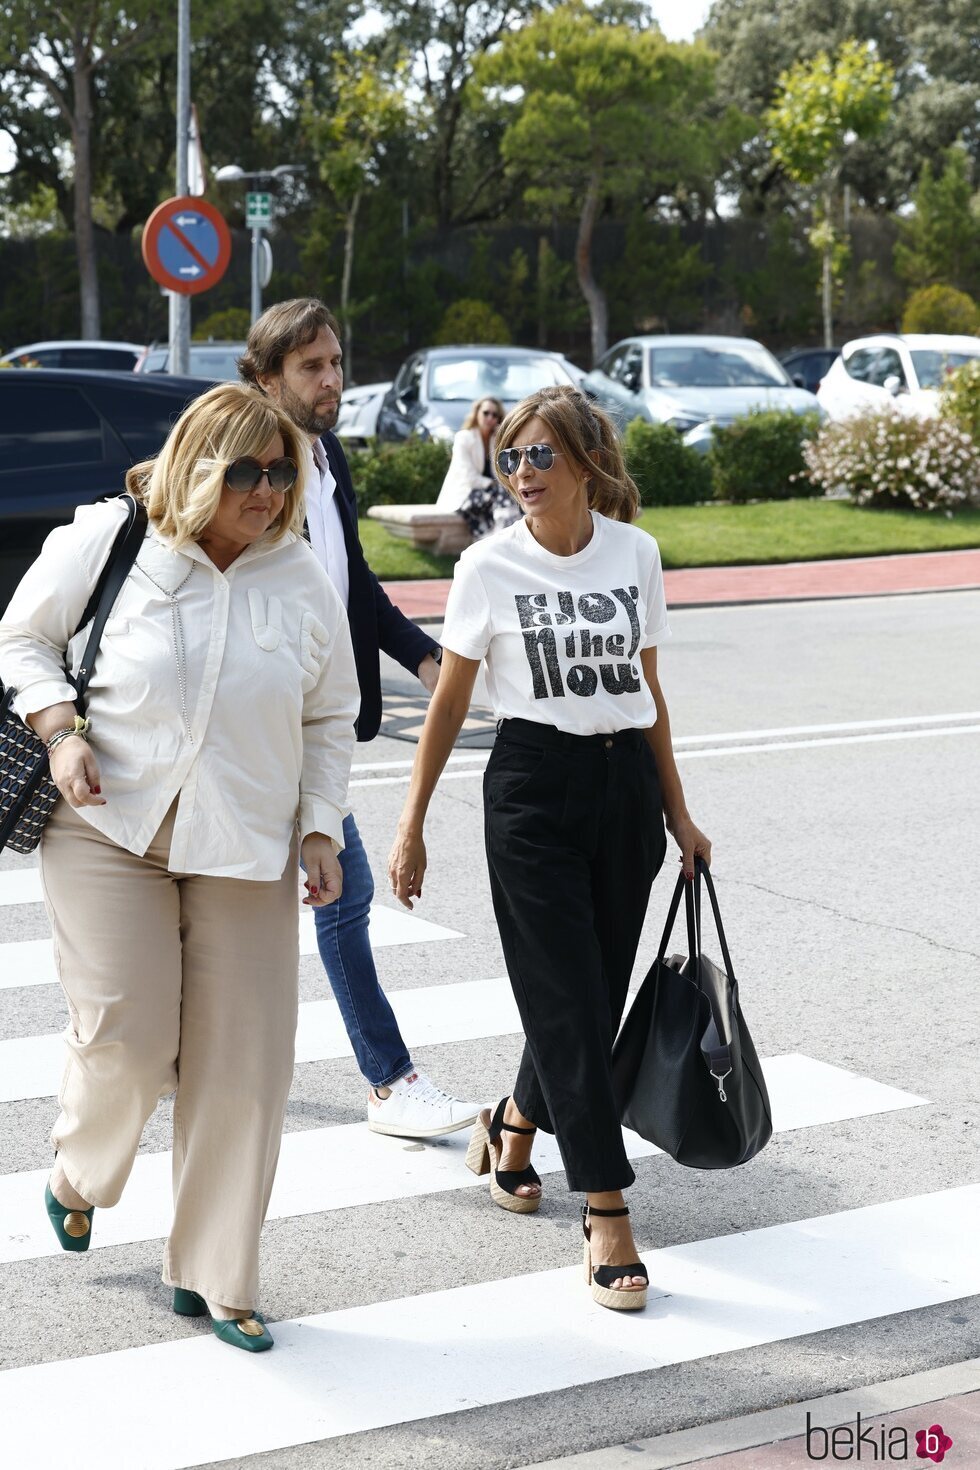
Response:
[236,1317,266,1337]
[63,1211,91,1238]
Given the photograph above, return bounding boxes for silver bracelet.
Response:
[46,716,91,753]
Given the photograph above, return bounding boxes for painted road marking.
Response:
[0,977,521,1102]
[0,1185,972,1470]
[0,904,462,989]
[0,1055,925,1264]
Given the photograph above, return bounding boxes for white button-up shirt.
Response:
[0,499,360,880]
[307,439,350,608]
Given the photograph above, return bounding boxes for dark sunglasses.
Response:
[224,456,298,494]
[495,444,564,476]
[480,408,501,420]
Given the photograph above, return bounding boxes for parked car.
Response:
[0,369,208,610]
[375,346,584,443]
[816,333,980,421]
[779,346,841,396]
[1,339,145,372]
[584,335,822,452]
[335,381,392,445]
[134,341,246,380]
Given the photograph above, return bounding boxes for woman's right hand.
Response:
[387,824,427,910]
[48,737,106,807]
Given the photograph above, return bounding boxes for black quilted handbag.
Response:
[612,858,773,1169]
[0,495,148,854]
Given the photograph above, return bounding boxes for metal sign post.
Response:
[168,0,192,375]
[246,192,274,324]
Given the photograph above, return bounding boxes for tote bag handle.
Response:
[655,859,739,1100]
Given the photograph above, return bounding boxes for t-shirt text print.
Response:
[517,586,643,701]
[441,512,671,737]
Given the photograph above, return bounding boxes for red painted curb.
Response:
[381,548,980,620]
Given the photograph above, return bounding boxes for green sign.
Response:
[246,191,272,227]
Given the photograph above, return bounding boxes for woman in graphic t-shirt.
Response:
[387,385,710,1313]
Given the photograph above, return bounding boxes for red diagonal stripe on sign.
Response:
[164,220,212,273]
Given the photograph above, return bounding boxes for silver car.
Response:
[335,381,392,446]
[134,341,246,381]
[585,335,822,452]
[375,345,585,443]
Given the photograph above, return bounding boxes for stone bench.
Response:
[366,504,473,556]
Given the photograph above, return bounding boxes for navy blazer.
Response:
[319,431,439,743]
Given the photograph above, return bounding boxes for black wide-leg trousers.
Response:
[483,717,667,1193]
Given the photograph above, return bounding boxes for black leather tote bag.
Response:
[612,858,772,1169]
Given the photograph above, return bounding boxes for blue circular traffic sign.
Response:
[142,196,231,296]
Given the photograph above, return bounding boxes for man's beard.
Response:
[278,381,340,437]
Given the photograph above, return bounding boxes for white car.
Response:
[817,333,980,420]
[0,339,145,371]
[334,381,391,445]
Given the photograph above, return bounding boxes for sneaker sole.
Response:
[366,1113,481,1139]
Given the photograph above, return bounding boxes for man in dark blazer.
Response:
[242,299,481,1138]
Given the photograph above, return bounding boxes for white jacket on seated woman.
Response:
[435,425,494,512]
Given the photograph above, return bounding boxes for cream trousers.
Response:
[39,798,299,1313]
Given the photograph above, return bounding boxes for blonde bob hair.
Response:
[125,382,308,548]
[461,395,506,431]
[495,385,639,524]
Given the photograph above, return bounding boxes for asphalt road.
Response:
[1,588,978,1470]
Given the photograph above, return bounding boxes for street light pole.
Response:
[168,0,191,376]
[215,162,303,325]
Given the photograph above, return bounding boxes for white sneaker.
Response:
[367,1070,484,1138]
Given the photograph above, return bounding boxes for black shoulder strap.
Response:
[74,494,149,703]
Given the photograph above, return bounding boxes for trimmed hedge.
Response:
[347,438,452,516]
[902,284,980,335]
[623,417,712,506]
[709,409,821,503]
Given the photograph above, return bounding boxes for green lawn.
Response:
[360,500,980,579]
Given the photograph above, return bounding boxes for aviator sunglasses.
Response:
[495,443,565,477]
[224,456,298,494]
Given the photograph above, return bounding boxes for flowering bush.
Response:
[803,408,980,512]
[940,358,980,445]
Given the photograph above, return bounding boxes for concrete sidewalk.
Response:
[525,1359,980,1469]
[382,547,980,621]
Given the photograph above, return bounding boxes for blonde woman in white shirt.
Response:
[435,396,519,538]
[389,385,710,1313]
[0,382,359,1352]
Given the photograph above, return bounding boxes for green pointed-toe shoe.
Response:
[173,1288,274,1352]
[44,1182,94,1252]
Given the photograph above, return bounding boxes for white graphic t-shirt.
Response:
[441,511,670,735]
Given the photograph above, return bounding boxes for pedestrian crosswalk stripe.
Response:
[0,904,462,991]
[0,868,43,907]
[0,1055,925,1264]
[0,977,522,1102]
[0,1183,974,1470]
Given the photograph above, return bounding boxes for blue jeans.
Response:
[311,813,413,1088]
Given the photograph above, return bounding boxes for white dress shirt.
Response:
[0,499,360,880]
[307,439,350,608]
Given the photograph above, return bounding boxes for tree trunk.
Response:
[72,54,100,340]
[341,190,361,380]
[576,168,607,365]
[821,187,834,351]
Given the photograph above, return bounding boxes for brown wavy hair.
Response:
[239,297,340,387]
[495,385,639,523]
